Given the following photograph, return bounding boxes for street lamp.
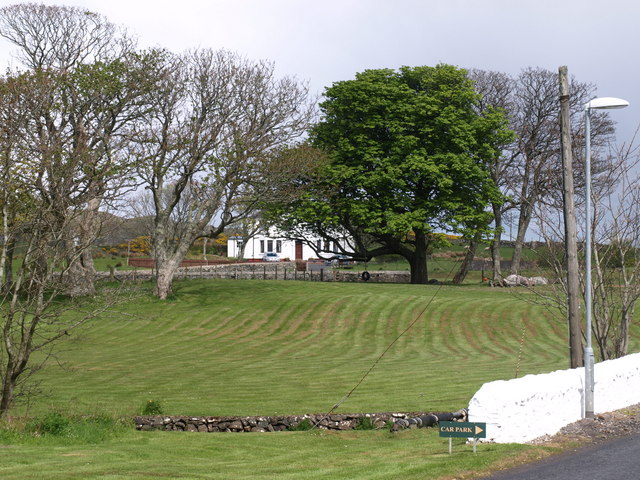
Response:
[583,96,629,418]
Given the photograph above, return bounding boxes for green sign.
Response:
[439,421,486,438]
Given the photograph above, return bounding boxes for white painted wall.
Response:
[468,352,640,443]
[227,229,352,261]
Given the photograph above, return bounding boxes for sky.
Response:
[0,0,638,142]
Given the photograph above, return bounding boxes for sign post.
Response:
[438,421,486,454]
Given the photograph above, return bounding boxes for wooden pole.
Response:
[559,66,584,368]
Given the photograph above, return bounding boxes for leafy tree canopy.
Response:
[275,64,513,283]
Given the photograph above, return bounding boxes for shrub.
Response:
[288,418,313,431]
[354,417,376,430]
[102,236,152,257]
[141,399,163,415]
[29,412,70,436]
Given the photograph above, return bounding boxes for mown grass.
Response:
[1,278,637,479]
[22,280,570,417]
[0,425,555,480]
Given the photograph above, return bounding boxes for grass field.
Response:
[25,280,571,417]
[1,278,638,479]
[0,426,551,480]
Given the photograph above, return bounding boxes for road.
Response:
[479,433,640,480]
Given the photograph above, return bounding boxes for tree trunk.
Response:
[66,198,100,297]
[510,203,532,274]
[2,236,15,293]
[67,248,97,297]
[0,203,8,290]
[615,311,630,359]
[0,371,15,418]
[238,240,246,260]
[152,214,202,299]
[491,204,503,283]
[155,264,177,300]
[452,235,479,284]
[409,230,429,284]
[153,249,187,300]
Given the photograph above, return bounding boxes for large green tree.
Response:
[277,65,512,283]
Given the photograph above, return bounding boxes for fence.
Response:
[100,262,411,284]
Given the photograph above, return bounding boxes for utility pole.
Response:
[558,66,584,369]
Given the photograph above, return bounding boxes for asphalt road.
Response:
[479,433,640,480]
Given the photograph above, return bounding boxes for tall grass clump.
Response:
[1,412,130,445]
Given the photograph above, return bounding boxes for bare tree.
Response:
[589,142,640,359]
[0,74,29,290]
[507,68,616,274]
[535,138,640,361]
[0,3,131,71]
[0,177,133,416]
[0,3,146,296]
[133,49,316,299]
[0,71,140,416]
[454,69,517,284]
[462,68,617,284]
[0,5,150,414]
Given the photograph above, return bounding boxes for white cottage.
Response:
[227,229,352,261]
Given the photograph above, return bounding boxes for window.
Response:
[260,240,265,253]
[276,240,282,253]
[267,240,274,252]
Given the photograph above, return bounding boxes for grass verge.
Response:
[0,419,558,480]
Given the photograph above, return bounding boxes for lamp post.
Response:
[583,96,629,418]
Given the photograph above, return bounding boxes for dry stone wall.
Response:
[135,412,428,433]
[100,263,412,284]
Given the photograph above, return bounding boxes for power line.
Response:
[319,260,457,423]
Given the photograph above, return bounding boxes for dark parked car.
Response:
[325,254,354,266]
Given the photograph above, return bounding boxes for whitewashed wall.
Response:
[227,229,352,261]
[468,352,640,443]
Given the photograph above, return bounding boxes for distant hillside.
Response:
[95,212,153,246]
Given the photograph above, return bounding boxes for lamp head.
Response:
[585,97,630,110]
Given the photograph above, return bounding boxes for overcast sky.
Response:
[1,0,639,141]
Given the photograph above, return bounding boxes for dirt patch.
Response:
[531,403,640,447]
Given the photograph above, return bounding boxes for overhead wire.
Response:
[316,256,459,425]
[316,255,555,429]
